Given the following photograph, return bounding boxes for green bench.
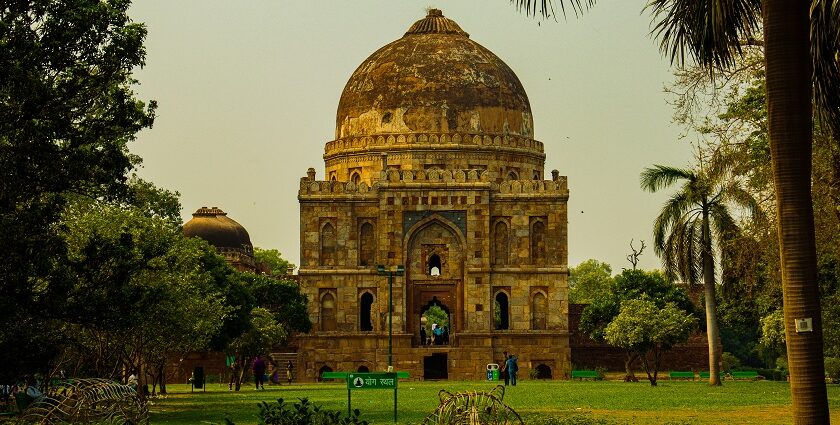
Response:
[731,371,762,381]
[668,371,695,380]
[570,370,600,380]
[698,371,725,380]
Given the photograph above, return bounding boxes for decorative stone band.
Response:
[216,247,255,268]
[323,133,544,157]
[298,170,568,198]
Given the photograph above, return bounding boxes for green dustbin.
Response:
[487,363,500,381]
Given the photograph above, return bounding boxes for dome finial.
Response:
[405,9,468,37]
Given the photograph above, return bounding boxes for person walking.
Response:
[286,361,294,384]
[506,354,518,386]
[501,351,509,386]
[253,355,266,390]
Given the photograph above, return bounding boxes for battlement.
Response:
[298,168,568,197]
[324,133,544,157]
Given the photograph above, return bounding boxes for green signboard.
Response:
[347,372,396,390]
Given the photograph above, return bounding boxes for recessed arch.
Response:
[359,291,374,331]
[530,218,546,263]
[359,221,375,266]
[535,364,552,379]
[351,171,361,185]
[320,291,336,331]
[531,291,547,330]
[320,221,337,265]
[494,291,510,330]
[493,220,509,265]
[429,253,442,276]
[318,365,334,382]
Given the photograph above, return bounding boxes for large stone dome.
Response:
[335,9,533,140]
[183,207,253,251]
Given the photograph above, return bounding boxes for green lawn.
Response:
[150,381,840,424]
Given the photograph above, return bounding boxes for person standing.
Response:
[501,351,509,386]
[286,361,294,384]
[228,356,240,390]
[506,354,518,386]
[253,355,266,390]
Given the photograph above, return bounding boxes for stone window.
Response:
[429,253,442,276]
[359,291,374,331]
[320,222,337,265]
[531,291,547,330]
[320,291,337,331]
[530,218,546,264]
[507,170,519,180]
[351,172,361,185]
[533,171,541,180]
[493,220,509,265]
[359,221,375,266]
[494,291,510,330]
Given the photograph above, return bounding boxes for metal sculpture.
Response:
[422,385,523,425]
[21,378,148,424]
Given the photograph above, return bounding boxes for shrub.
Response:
[594,367,608,381]
[527,414,616,425]
[225,398,368,425]
[824,357,840,383]
[721,352,741,372]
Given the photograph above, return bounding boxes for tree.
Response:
[254,247,296,276]
[641,159,759,385]
[579,269,696,381]
[0,0,156,378]
[227,273,311,391]
[568,259,613,304]
[59,201,232,393]
[515,0,838,418]
[605,298,698,386]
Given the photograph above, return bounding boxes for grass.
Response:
[150,380,840,424]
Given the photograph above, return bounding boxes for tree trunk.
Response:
[763,1,829,422]
[701,218,722,386]
[640,352,656,386]
[623,351,638,382]
[158,363,167,395]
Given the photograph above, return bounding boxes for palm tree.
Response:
[513,0,837,420]
[640,160,759,386]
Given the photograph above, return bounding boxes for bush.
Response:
[824,357,840,383]
[527,414,616,425]
[225,398,368,425]
[721,352,741,372]
[594,367,608,381]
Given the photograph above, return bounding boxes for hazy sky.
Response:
[128,1,694,274]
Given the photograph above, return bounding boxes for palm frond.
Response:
[645,0,762,73]
[510,0,595,20]
[652,191,694,255]
[641,164,694,192]
[709,202,739,242]
[811,0,840,137]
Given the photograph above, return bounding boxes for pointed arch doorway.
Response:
[404,216,465,348]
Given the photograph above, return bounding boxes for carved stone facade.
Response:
[296,10,570,381]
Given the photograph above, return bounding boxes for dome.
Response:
[183,207,253,251]
[335,9,533,140]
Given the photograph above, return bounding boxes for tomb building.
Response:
[296,9,570,380]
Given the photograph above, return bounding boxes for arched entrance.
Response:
[404,217,465,348]
[421,297,450,345]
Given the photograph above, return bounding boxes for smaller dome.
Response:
[183,206,253,250]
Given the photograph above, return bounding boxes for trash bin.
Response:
[192,366,204,390]
[487,363,500,381]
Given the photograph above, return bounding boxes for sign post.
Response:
[321,371,408,423]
